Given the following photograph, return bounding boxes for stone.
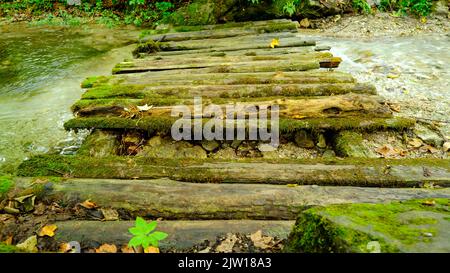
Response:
[316,134,327,149]
[122,132,141,146]
[299,18,310,28]
[415,124,444,147]
[322,149,336,158]
[335,131,376,158]
[286,198,450,253]
[443,142,450,152]
[211,147,238,159]
[257,143,277,152]
[138,137,207,159]
[77,130,119,157]
[230,140,242,149]
[294,130,315,148]
[201,140,220,152]
[314,45,331,51]
[432,0,449,17]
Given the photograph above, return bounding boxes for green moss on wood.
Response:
[0,175,14,197]
[0,243,21,253]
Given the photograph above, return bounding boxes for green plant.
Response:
[352,0,372,14]
[128,217,168,249]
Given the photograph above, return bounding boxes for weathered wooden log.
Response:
[141,20,300,42]
[75,94,391,120]
[17,156,449,187]
[53,220,294,250]
[138,46,320,59]
[113,59,321,74]
[128,52,333,69]
[83,71,356,88]
[62,116,415,134]
[12,177,450,220]
[81,83,376,101]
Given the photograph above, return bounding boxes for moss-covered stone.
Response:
[286,198,450,253]
[77,130,120,157]
[334,131,377,158]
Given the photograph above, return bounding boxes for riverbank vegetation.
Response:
[0,0,443,27]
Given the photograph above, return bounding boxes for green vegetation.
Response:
[0,175,14,197]
[286,199,450,252]
[128,217,168,249]
[379,0,434,17]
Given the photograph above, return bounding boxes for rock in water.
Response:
[77,130,119,157]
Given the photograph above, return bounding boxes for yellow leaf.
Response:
[287,184,298,187]
[4,235,13,245]
[270,38,279,48]
[144,246,160,253]
[422,200,435,206]
[79,199,98,209]
[39,224,57,237]
[420,17,427,24]
[95,244,117,253]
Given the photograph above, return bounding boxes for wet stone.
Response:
[294,130,315,148]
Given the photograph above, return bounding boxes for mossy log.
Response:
[75,94,391,121]
[82,83,376,101]
[53,220,294,250]
[83,71,356,88]
[285,198,450,253]
[12,177,450,220]
[112,59,321,74]
[128,52,333,69]
[142,20,300,42]
[17,156,450,187]
[62,116,415,134]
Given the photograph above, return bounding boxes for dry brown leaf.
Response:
[376,144,405,158]
[421,145,439,154]
[144,246,160,253]
[4,235,13,245]
[95,244,117,253]
[408,138,423,148]
[121,246,135,253]
[80,199,98,209]
[39,224,57,237]
[250,230,274,250]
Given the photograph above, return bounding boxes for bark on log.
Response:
[53,220,294,250]
[98,71,356,86]
[12,177,450,220]
[17,156,449,188]
[112,59,322,74]
[76,94,391,120]
[81,83,376,101]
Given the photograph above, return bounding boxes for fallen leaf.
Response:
[250,230,274,250]
[95,244,117,253]
[100,208,119,221]
[215,233,238,253]
[137,104,153,112]
[59,242,81,253]
[408,138,423,148]
[39,224,57,237]
[269,38,279,49]
[421,144,439,154]
[422,200,435,206]
[287,184,298,187]
[33,203,46,216]
[387,73,400,79]
[121,246,135,253]
[79,199,98,209]
[144,246,160,253]
[376,144,405,158]
[4,235,13,245]
[442,142,450,152]
[16,235,38,253]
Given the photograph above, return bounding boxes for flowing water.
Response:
[0,23,139,171]
[0,25,448,172]
[312,33,450,136]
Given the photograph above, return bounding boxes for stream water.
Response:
[0,23,139,171]
[0,25,448,172]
